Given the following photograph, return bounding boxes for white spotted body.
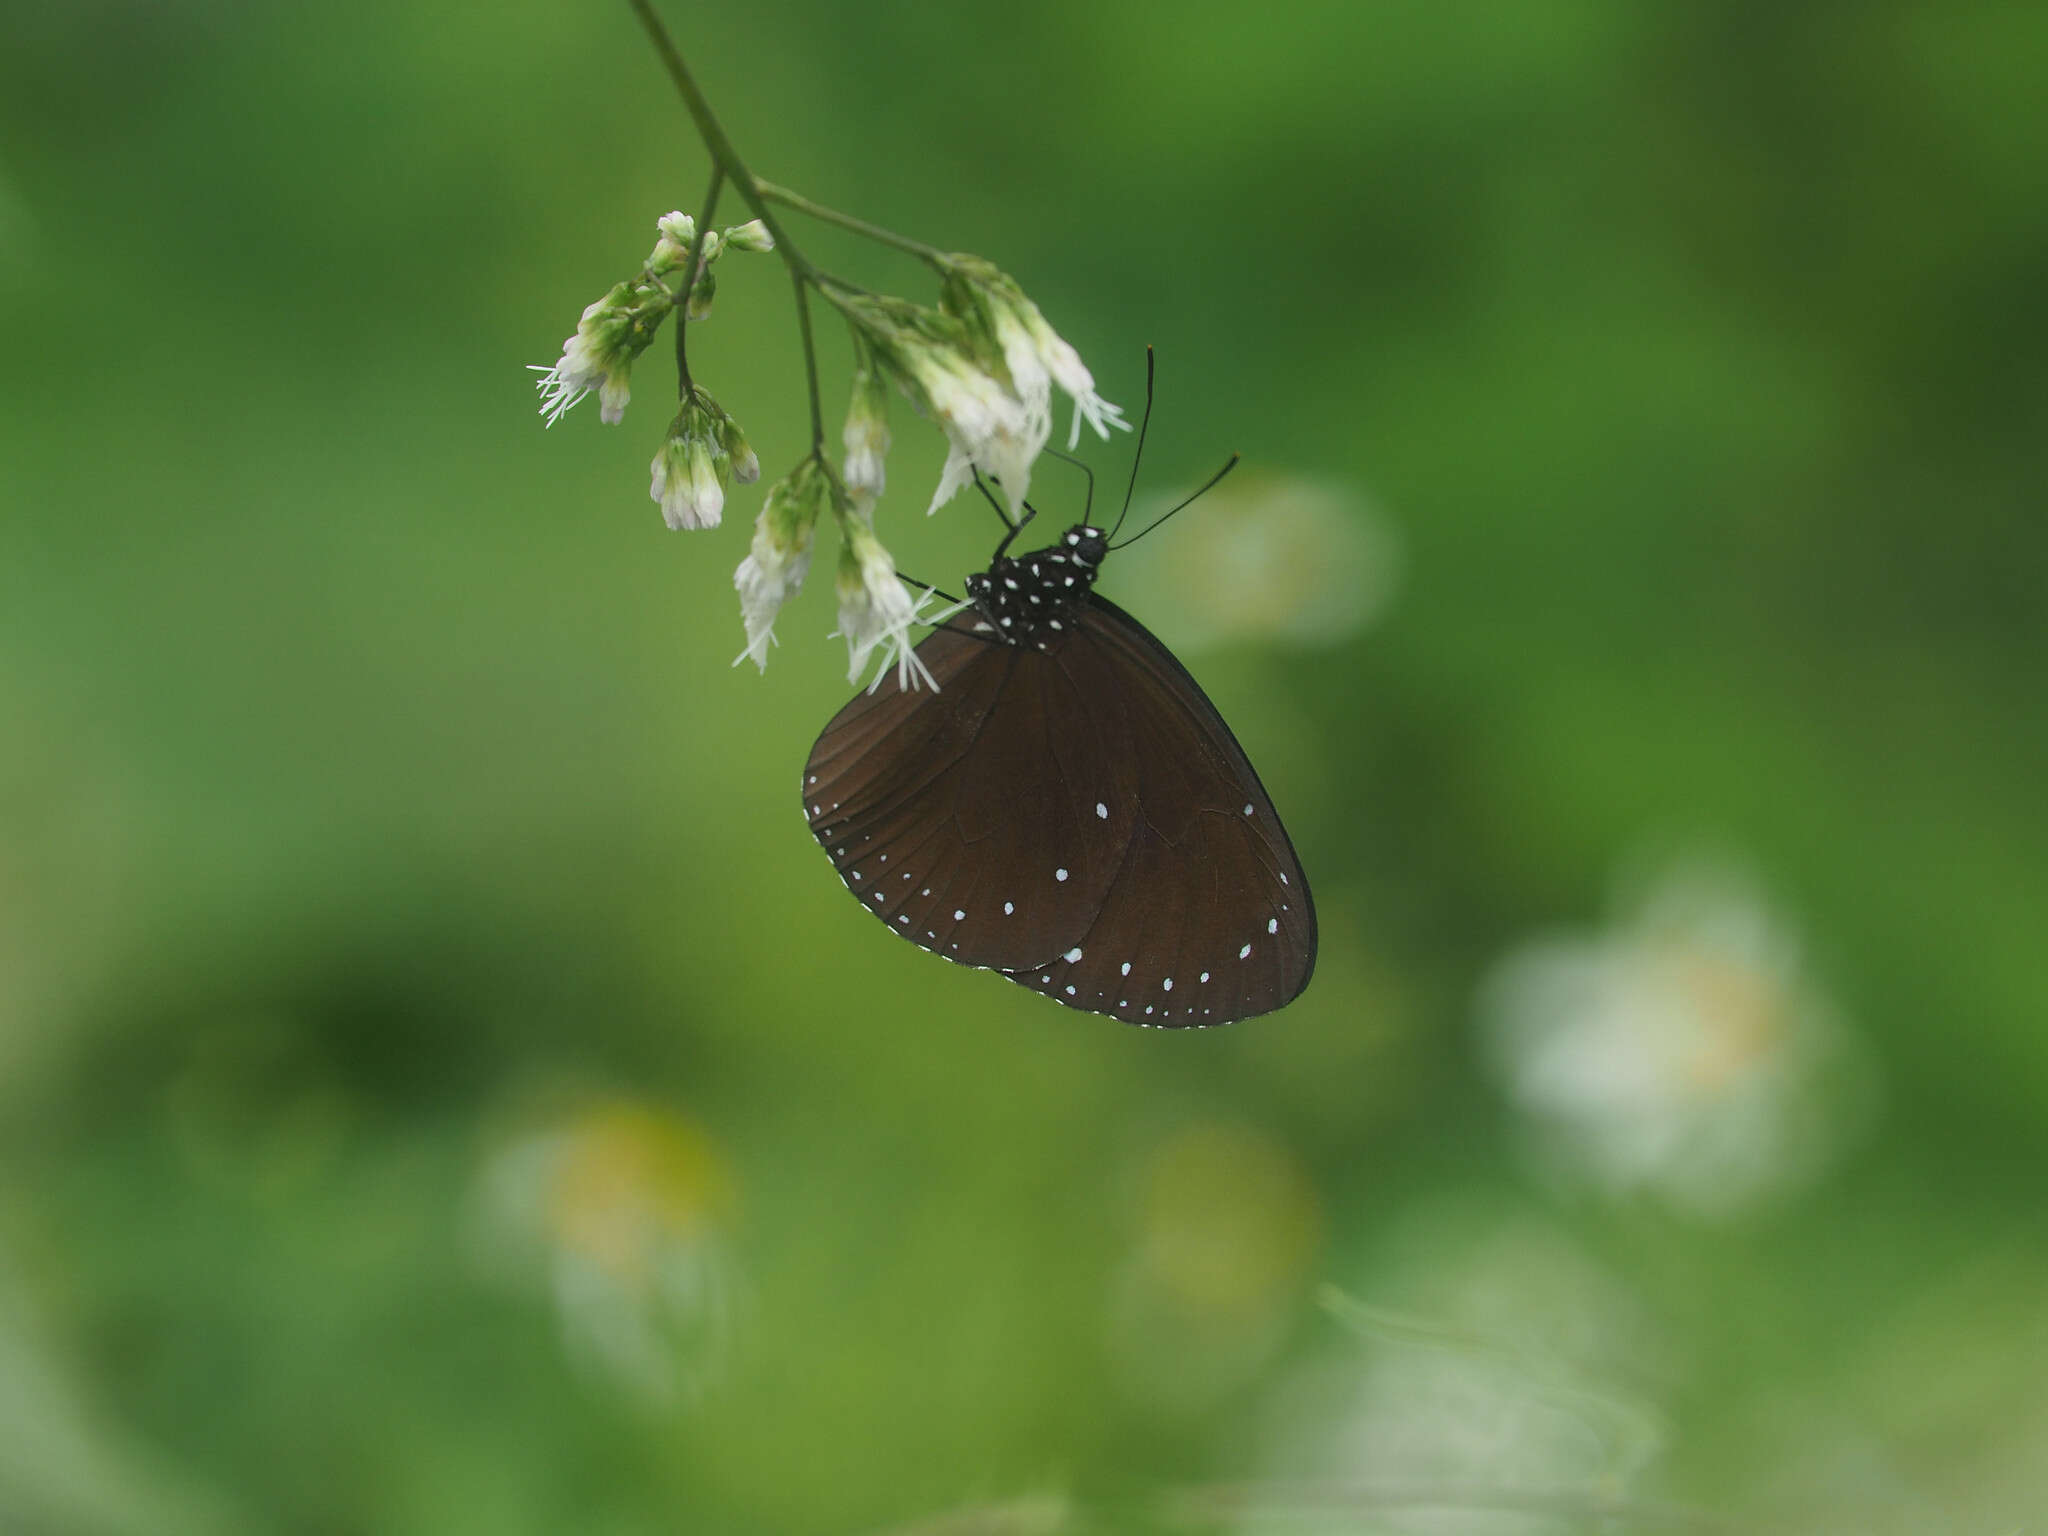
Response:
[963,525,1108,651]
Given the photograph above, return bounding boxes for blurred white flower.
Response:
[478,1098,737,1408]
[732,458,824,673]
[1233,1214,1667,1536]
[1111,472,1400,654]
[1480,856,1874,1218]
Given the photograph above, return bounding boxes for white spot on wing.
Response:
[1239,943,1252,959]
[1200,971,1210,983]
[1095,802,1107,819]
[1004,902,1014,915]
[954,909,966,920]
[1120,962,1131,976]
[1055,867,1069,882]
[1065,947,1083,962]
[1268,918,1279,933]
[1243,804,1254,816]
[1163,977,1173,991]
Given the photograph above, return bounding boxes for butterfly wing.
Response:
[804,623,1142,972]
[998,596,1317,1027]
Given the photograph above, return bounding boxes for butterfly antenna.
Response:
[1042,447,1096,523]
[894,571,963,606]
[1107,452,1241,551]
[1106,346,1157,542]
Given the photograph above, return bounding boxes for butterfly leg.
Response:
[971,469,1040,564]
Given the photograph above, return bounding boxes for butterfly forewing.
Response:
[804,625,1141,973]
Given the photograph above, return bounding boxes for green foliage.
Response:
[2,1,2045,1532]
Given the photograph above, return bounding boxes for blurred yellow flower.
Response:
[479,1097,738,1407]
[1107,1120,1322,1412]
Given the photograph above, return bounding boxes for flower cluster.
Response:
[650,387,757,531]
[530,210,773,429]
[530,274,674,427]
[532,194,1123,691]
[824,257,1127,520]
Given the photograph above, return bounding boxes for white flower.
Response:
[732,478,820,673]
[824,290,1048,517]
[648,210,697,274]
[733,542,810,672]
[1479,856,1873,1218]
[909,347,1047,516]
[650,433,724,530]
[648,390,749,531]
[834,519,961,693]
[993,294,1128,448]
[530,278,671,426]
[942,255,1128,451]
[841,341,892,506]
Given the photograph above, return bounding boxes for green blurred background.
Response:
[3,2,2046,1532]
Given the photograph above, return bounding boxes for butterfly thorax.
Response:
[962,524,1109,651]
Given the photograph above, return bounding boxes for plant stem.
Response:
[623,0,817,280]
[675,165,724,396]
[791,267,824,453]
[755,180,949,267]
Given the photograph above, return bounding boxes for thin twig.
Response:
[675,164,724,395]
[756,179,949,266]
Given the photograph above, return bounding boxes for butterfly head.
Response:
[1064,525,1109,569]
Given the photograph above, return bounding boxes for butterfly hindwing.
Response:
[996,596,1316,1027]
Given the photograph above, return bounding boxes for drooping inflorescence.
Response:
[529,43,1126,691]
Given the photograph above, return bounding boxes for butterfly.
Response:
[802,359,1315,1027]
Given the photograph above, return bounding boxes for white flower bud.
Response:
[722,219,775,254]
[649,389,750,530]
[841,339,892,505]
